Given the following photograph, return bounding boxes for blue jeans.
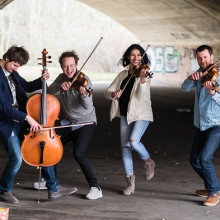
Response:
[42,166,59,192]
[0,123,59,193]
[190,126,220,194]
[120,116,150,175]
[0,122,22,192]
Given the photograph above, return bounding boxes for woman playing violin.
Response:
[182,45,220,206]
[104,44,155,196]
[47,50,103,200]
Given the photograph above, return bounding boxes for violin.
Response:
[201,59,220,92]
[132,64,153,78]
[71,71,93,96]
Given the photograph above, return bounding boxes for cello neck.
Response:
[39,49,52,125]
[41,66,47,125]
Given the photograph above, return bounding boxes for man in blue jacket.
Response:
[182,45,220,206]
[0,45,77,204]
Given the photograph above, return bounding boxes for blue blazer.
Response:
[0,66,42,143]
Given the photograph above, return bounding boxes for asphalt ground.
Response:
[1,82,220,220]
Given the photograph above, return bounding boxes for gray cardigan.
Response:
[47,73,97,124]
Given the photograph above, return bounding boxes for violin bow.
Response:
[71,37,103,84]
[118,44,150,97]
[26,122,95,132]
[40,121,95,131]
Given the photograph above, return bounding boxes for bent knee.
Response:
[129,139,136,144]
[121,146,131,149]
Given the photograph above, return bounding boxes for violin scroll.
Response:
[37,49,52,68]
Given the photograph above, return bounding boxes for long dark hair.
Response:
[118,44,150,67]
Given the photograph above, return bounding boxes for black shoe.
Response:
[48,186,78,199]
[0,191,19,204]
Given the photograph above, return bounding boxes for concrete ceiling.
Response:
[1,0,220,45]
[77,0,220,45]
[0,0,13,10]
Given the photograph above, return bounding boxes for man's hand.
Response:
[25,115,42,132]
[203,81,216,95]
[61,81,71,91]
[79,86,88,98]
[41,69,50,80]
[188,71,203,80]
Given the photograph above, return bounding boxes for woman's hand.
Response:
[139,68,147,84]
[111,90,122,98]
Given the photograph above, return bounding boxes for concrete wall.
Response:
[0,0,219,87]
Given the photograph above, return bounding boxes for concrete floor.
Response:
[1,83,220,220]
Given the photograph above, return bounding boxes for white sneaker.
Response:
[85,187,103,200]
[33,178,48,190]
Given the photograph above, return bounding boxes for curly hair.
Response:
[3,45,29,66]
[58,50,79,66]
[118,44,150,67]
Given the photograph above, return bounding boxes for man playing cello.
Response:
[0,45,77,204]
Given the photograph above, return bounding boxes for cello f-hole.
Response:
[49,129,54,139]
[39,141,46,164]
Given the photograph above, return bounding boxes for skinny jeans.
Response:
[120,116,150,176]
[190,126,220,194]
[56,124,98,187]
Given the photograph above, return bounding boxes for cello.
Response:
[21,50,63,203]
[21,49,63,167]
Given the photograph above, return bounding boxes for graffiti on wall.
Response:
[189,49,199,72]
[147,46,181,74]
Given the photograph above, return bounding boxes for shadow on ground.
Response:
[1,83,220,220]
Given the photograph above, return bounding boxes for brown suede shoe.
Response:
[196,190,220,197]
[203,194,219,206]
[0,191,19,204]
[48,186,78,199]
[144,158,156,180]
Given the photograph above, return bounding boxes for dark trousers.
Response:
[57,124,98,187]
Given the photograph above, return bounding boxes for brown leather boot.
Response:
[122,175,135,195]
[144,157,155,180]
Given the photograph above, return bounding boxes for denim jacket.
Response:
[181,67,220,131]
